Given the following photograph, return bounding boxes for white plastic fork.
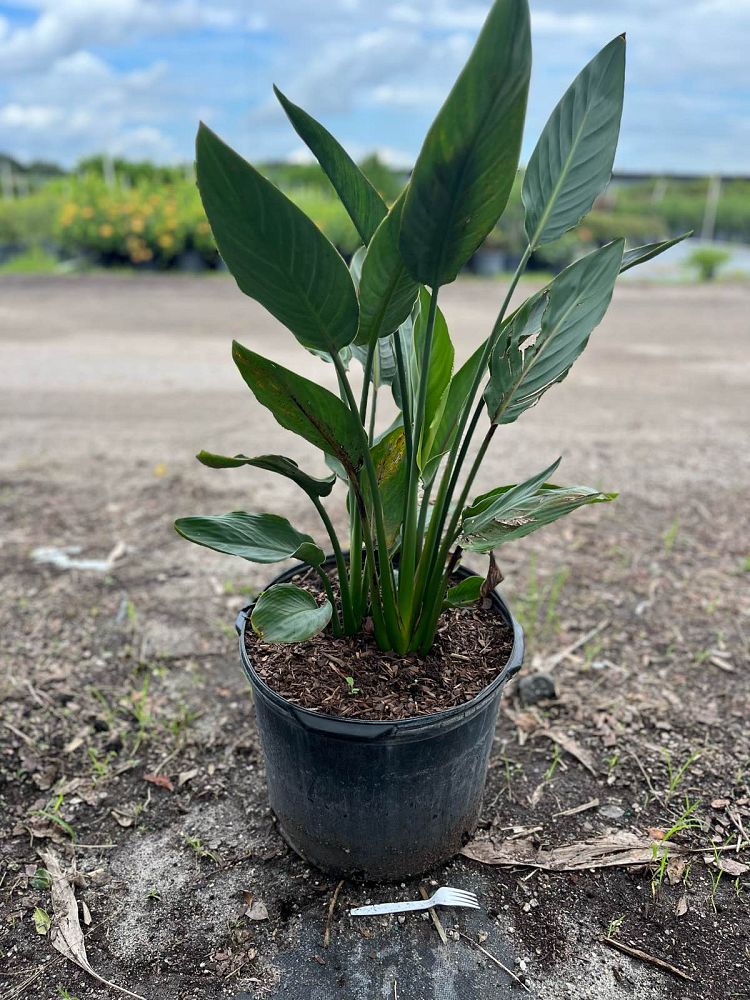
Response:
[349,886,479,916]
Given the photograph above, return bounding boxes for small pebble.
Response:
[518,672,556,706]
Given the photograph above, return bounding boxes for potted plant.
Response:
[175,0,686,879]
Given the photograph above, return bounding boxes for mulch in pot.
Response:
[244,576,514,721]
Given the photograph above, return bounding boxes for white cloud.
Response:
[0,0,250,75]
[0,48,174,162]
[370,83,448,108]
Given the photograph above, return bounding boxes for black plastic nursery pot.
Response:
[235,560,524,880]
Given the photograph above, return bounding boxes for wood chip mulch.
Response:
[245,598,515,721]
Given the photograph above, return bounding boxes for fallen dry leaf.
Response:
[675,895,688,917]
[245,900,269,921]
[111,809,135,828]
[666,856,688,885]
[461,831,687,871]
[41,850,145,1000]
[704,855,748,877]
[537,730,597,776]
[178,768,199,787]
[143,773,174,792]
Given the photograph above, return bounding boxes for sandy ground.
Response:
[1,273,748,493]
[1,274,749,1000]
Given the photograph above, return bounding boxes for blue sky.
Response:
[0,0,748,172]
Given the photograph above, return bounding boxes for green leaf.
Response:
[30,868,51,890]
[174,511,325,565]
[620,232,692,274]
[420,341,486,483]
[523,36,626,248]
[232,341,365,477]
[443,575,482,609]
[274,86,387,245]
[356,192,420,347]
[462,458,562,533]
[196,451,336,498]
[251,583,332,642]
[196,122,358,353]
[462,476,616,553]
[501,287,550,346]
[364,425,407,548]
[413,288,454,450]
[485,240,624,424]
[33,907,51,936]
[400,0,531,285]
[350,336,398,390]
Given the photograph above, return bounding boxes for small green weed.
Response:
[662,517,680,553]
[183,835,221,864]
[650,796,703,893]
[516,558,569,652]
[544,744,562,780]
[663,748,702,802]
[34,793,76,842]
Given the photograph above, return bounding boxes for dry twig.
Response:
[544,619,610,671]
[458,932,531,992]
[419,885,448,944]
[323,880,344,948]
[602,936,694,982]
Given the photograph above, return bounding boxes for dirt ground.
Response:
[1,274,749,1000]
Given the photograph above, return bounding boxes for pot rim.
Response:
[236,557,524,735]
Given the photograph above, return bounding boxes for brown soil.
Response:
[245,572,515,721]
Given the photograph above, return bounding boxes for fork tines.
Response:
[442,887,480,908]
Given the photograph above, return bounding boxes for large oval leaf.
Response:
[356,192,419,347]
[196,123,358,353]
[251,584,332,643]
[485,240,624,425]
[174,511,324,564]
[196,452,336,498]
[274,86,387,246]
[232,341,365,477]
[400,0,531,286]
[523,36,626,248]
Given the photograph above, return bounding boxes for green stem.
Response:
[413,425,497,652]
[398,289,439,628]
[412,249,531,623]
[348,508,363,623]
[315,564,342,637]
[359,341,376,422]
[415,475,434,562]
[331,353,403,650]
[311,496,355,634]
[393,327,413,468]
[368,386,378,445]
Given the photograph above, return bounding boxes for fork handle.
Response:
[350,900,430,916]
